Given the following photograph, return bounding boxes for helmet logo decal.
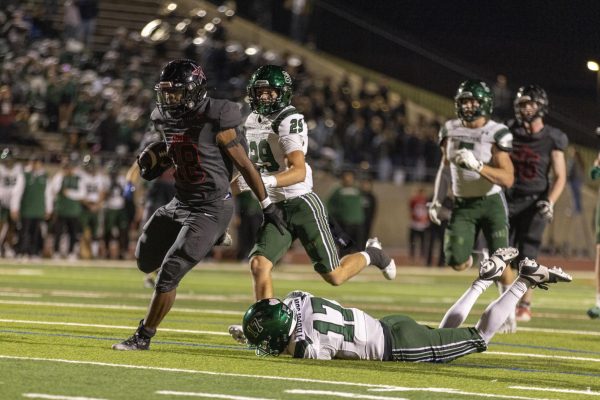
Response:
[246,319,264,338]
[191,66,206,80]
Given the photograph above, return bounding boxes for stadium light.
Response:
[588,60,600,104]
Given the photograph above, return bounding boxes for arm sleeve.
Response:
[277,114,307,154]
[493,127,513,152]
[553,129,569,151]
[219,100,243,130]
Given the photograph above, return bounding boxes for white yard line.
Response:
[487,351,600,363]
[157,391,275,400]
[509,386,600,396]
[286,390,409,399]
[0,319,229,336]
[0,300,242,315]
[2,316,600,342]
[23,394,107,400]
[289,389,557,400]
[0,354,584,400]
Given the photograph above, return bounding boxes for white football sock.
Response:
[476,278,529,343]
[439,279,493,328]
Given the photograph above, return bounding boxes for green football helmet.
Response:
[247,65,293,115]
[454,79,493,122]
[242,298,295,357]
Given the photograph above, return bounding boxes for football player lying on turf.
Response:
[233,248,571,361]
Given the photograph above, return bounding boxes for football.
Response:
[137,141,172,181]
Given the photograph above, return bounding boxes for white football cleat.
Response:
[365,237,396,280]
[479,247,519,281]
[518,258,572,290]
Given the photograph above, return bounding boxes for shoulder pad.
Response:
[271,107,299,134]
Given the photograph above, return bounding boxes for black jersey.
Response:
[508,121,568,195]
[151,98,243,204]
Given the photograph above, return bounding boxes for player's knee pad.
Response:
[154,277,179,293]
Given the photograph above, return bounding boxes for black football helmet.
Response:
[155,59,208,119]
[513,85,548,124]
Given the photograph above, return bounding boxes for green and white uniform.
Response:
[244,106,339,273]
[0,163,24,220]
[284,291,486,362]
[440,119,512,265]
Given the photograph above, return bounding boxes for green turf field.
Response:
[0,259,598,400]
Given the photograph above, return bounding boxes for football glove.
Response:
[427,200,442,226]
[263,203,287,234]
[228,324,247,345]
[454,149,483,172]
[536,200,554,222]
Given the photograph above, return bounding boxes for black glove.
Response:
[263,203,287,235]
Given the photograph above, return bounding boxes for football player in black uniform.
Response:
[506,85,568,322]
[112,59,286,350]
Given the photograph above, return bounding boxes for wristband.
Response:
[260,197,272,209]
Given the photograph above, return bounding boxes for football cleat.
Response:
[112,332,151,351]
[216,230,233,247]
[518,258,572,290]
[228,324,247,344]
[479,247,519,281]
[112,320,152,350]
[587,306,600,319]
[515,305,532,322]
[365,237,396,280]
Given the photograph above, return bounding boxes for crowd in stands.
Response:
[0,2,443,181]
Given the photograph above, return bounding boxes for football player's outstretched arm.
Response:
[479,145,514,188]
[217,128,268,202]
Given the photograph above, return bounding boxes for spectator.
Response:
[46,157,85,259]
[17,155,48,259]
[359,177,377,244]
[327,170,365,247]
[408,187,429,262]
[492,74,513,122]
[0,148,24,257]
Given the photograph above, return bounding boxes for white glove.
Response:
[262,175,277,188]
[454,149,483,172]
[427,200,442,225]
[536,200,554,222]
[228,324,247,345]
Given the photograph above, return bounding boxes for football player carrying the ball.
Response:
[112,59,286,351]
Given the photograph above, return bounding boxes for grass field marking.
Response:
[156,390,275,400]
[23,393,107,400]
[0,319,230,336]
[509,386,600,396]
[287,389,555,400]
[0,268,44,276]
[0,291,41,298]
[0,300,242,315]
[488,351,600,363]
[0,355,492,392]
[286,389,409,399]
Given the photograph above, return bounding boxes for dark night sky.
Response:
[251,0,600,146]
